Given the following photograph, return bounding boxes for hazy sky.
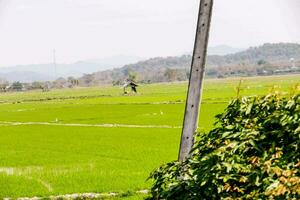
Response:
[0,0,299,66]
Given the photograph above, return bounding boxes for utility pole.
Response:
[178,0,214,162]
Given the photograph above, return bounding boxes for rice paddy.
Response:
[0,75,299,199]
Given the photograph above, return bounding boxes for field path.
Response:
[0,121,182,129]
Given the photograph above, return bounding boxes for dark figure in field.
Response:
[123,79,138,94]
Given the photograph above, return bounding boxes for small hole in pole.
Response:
[186,137,189,139]
[191,105,194,108]
[205,3,208,6]
[198,56,201,59]
[202,23,205,27]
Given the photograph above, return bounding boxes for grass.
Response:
[0,74,299,199]
[0,126,179,196]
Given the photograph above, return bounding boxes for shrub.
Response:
[148,94,300,199]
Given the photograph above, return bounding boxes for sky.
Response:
[0,0,299,67]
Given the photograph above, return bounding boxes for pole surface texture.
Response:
[178,0,214,162]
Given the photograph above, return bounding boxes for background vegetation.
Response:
[148,94,300,199]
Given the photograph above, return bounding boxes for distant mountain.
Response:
[0,55,142,82]
[2,43,300,83]
[0,71,51,83]
[78,43,300,85]
[208,43,300,67]
[84,55,144,68]
[120,43,300,71]
[208,45,245,56]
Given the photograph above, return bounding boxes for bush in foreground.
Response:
[148,94,300,199]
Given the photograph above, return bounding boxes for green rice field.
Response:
[0,75,299,199]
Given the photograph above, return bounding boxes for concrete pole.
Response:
[178,0,214,162]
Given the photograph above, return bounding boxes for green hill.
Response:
[79,43,300,85]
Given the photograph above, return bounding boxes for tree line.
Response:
[1,43,300,92]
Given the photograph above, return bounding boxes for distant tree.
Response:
[80,74,94,87]
[140,79,152,84]
[38,81,51,92]
[31,81,43,90]
[67,76,79,88]
[217,74,225,79]
[53,77,67,88]
[128,72,137,82]
[0,79,9,92]
[164,68,178,82]
[11,82,23,91]
[186,71,191,79]
[257,59,267,65]
[112,79,122,86]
